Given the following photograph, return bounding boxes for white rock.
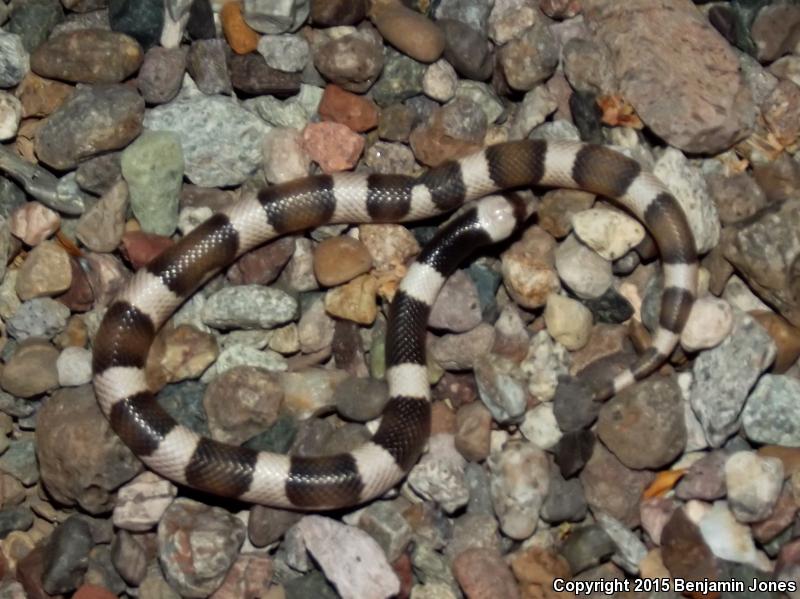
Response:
[680,296,733,352]
[520,403,563,450]
[543,292,593,351]
[554,234,613,299]
[408,434,469,514]
[724,451,784,523]
[160,4,189,48]
[263,127,311,184]
[423,59,458,102]
[520,330,569,402]
[296,515,400,599]
[698,501,770,570]
[509,85,558,140]
[0,92,22,141]
[113,471,178,532]
[56,346,93,387]
[571,208,645,261]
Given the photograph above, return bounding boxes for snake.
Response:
[92,139,698,510]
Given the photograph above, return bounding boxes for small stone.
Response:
[660,507,721,584]
[303,121,364,173]
[544,293,592,351]
[324,274,378,325]
[228,52,302,96]
[750,311,800,373]
[203,285,297,330]
[571,208,645,261]
[137,47,185,104]
[31,30,142,84]
[297,297,335,354]
[541,462,587,523]
[318,84,378,133]
[680,296,733,352]
[186,39,232,95]
[489,0,540,45]
[560,524,616,575]
[428,270,482,334]
[751,3,800,63]
[501,227,560,310]
[408,434,469,514]
[16,241,71,300]
[743,374,800,447]
[0,93,21,141]
[41,516,93,595]
[422,59,457,103]
[334,377,389,422]
[221,1,259,54]
[432,323,496,372]
[112,471,177,534]
[35,84,144,171]
[554,234,612,300]
[75,181,128,253]
[372,48,426,107]
[675,450,727,501]
[520,403,563,451]
[1,339,59,398]
[725,451,784,523]
[56,346,93,387]
[296,515,400,599]
[158,498,246,598]
[108,0,164,49]
[313,236,373,286]
[8,202,59,248]
[0,33,29,88]
[257,33,309,72]
[0,438,38,486]
[279,368,346,418]
[439,19,492,81]
[455,402,492,462]
[359,223,420,271]
[498,23,559,91]
[312,28,383,93]
[370,1,445,63]
[452,548,519,599]
[409,97,486,167]
[7,297,70,341]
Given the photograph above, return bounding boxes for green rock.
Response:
[157,381,210,436]
[372,48,425,107]
[109,0,164,49]
[0,438,38,486]
[121,131,183,236]
[244,412,297,454]
[6,0,64,52]
[284,570,339,599]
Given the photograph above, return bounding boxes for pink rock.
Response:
[302,122,365,173]
[120,231,175,269]
[9,202,60,246]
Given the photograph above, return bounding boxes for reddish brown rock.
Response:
[660,508,721,598]
[313,236,373,287]
[14,73,73,118]
[228,236,295,286]
[453,548,520,599]
[430,401,457,435]
[120,231,174,268]
[510,546,571,599]
[56,258,95,312]
[319,84,379,133]
[210,553,272,599]
[17,545,63,599]
[72,585,117,599]
[303,122,365,173]
[752,483,798,544]
[16,241,72,300]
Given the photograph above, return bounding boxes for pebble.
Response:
[324,274,378,325]
[750,310,800,373]
[559,524,616,575]
[108,0,164,48]
[580,442,653,527]
[357,500,413,563]
[242,0,309,34]
[210,553,273,599]
[120,231,173,269]
[297,296,335,353]
[279,368,347,418]
[186,39,232,95]
[228,236,295,286]
[584,1,754,154]
[41,516,93,595]
[370,0,445,63]
[454,402,492,462]
[313,236,372,287]
[428,270,482,333]
[1,339,59,398]
[56,346,93,387]
[203,344,288,382]
[680,296,733,352]
[488,440,549,540]
[35,385,143,514]
[203,366,283,445]
[571,208,645,261]
[121,131,183,236]
[554,234,612,300]
[221,1,260,54]
[0,33,29,88]
[725,451,784,524]
[501,226,560,310]
[409,97,486,167]
[422,59,458,102]
[595,512,647,575]
[75,181,128,253]
[7,297,70,341]
[158,498,246,598]
[751,2,800,63]
[231,52,303,95]
[16,241,71,300]
[257,33,310,72]
[0,506,33,538]
[144,94,270,187]
[318,84,378,133]
[303,121,365,173]
[452,548,520,599]
[543,293,593,351]
[743,375,800,446]
[488,0,539,45]
[541,462,587,523]
[432,323,496,372]
[520,403,563,451]
[5,0,64,53]
[283,237,318,292]
[498,22,559,91]
[31,29,142,84]
[75,152,123,197]
[296,515,400,599]
[0,93,21,141]
[697,501,764,570]
[112,471,177,532]
[312,28,384,93]
[597,375,686,469]
[9,202,59,247]
[660,507,720,584]
[203,285,297,330]
[675,450,727,501]
[137,47,185,104]
[372,48,426,107]
[408,434,469,514]
[35,84,144,171]
[262,128,311,183]
[690,310,776,447]
[521,330,569,402]
[0,438,37,486]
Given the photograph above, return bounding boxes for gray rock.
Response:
[144,94,271,187]
[186,39,231,95]
[725,451,783,524]
[0,33,29,87]
[541,461,587,523]
[41,516,93,595]
[408,434,469,514]
[202,285,298,330]
[560,524,616,575]
[357,500,413,563]
[243,0,310,33]
[675,450,727,501]
[743,375,800,446]
[428,270,482,333]
[474,354,527,424]
[6,298,70,340]
[257,33,309,72]
[596,512,647,575]
[690,310,776,447]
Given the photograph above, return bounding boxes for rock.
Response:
[433,323,496,372]
[209,553,272,599]
[409,97,486,167]
[56,346,93,387]
[0,33,29,88]
[257,33,309,72]
[357,500,413,563]
[452,548,520,599]
[583,0,754,154]
[75,152,123,197]
[36,386,143,514]
[725,451,784,523]
[538,189,595,239]
[744,374,800,447]
[310,0,366,25]
[221,1,260,54]
[0,92,21,141]
[5,0,64,53]
[428,270,482,333]
[297,297,335,354]
[541,462,587,523]
[724,199,800,329]
[359,223,420,271]
[690,310,776,447]
[303,121,364,173]
[31,30,142,84]
[313,236,372,286]
[138,47,186,104]
[334,376,388,422]
[108,0,164,49]
[501,226,560,310]
[681,296,733,352]
[228,236,295,286]
[186,39,232,95]
[371,48,426,107]
[75,180,128,253]
[41,516,93,595]
[296,515,400,599]
[597,375,686,470]
[7,297,70,341]
[312,28,384,93]
[144,94,270,188]
[454,401,492,462]
[544,293,593,351]
[596,512,647,575]
[324,274,378,325]
[1,339,59,398]
[16,241,71,300]
[0,438,37,486]
[278,368,346,418]
[120,231,174,269]
[317,84,377,133]
[521,330,570,402]
[203,285,297,330]
[488,0,540,45]
[560,524,616,575]
[369,1,445,63]
[422,59,458,102]
[15,74,71,121]
[675,450,727,501]
[562,37,616,96]
[706,170,768,226]
[750,311,800,373]
[242,0,310,34]
[498,22,559,91]
[554,234,612,299]
[158,498,246,598]
[520,403,563,451]
[112,471,177,532]
[262,127,311,184]
[121,131,183,236]
[580,443,653,527]
[35,83,143,170]
[203,366,283,445]
[228,52,302,96]
[408,434,469,514]
[572,208,645,261]
[751,2,800,63]
[488,440,549,540]
[660,507,720,585]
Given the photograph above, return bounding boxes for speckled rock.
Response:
[31,30,142,84]
[242,0,310,34]
[202,285,297,330]
[312,28,384,93]
[7,295,68,339]
[725,451,784,523]
[257,33,310,72]
[112,471,177,532]
[138,47,186,104]
[408,434,469,514]
[744,375,800,447]
[186,39,232,95]
[498,22,559,91]
[303,121,365,173]
[144,94,270,187]
[0,33,29,88]
[35,84,144,170]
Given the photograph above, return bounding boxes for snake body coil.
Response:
[92,140,698,509]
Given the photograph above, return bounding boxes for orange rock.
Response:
[318,84,379,133]
[643,469,687,499]
[221,1,260,55]
[303,122,365,173]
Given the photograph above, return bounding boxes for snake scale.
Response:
[92,139,698,510]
